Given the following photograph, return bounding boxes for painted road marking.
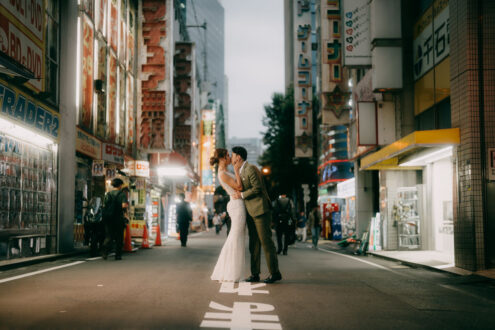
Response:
[200,301,281,329]
[0,261,85,284]
[318,248,395,272]
[220,282,269,296]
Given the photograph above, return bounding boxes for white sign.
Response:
[102,143,124,165]
[92,160,105,176]
[1,0,44,40]
[489,148,495,181]
[337,178,355,198]
[357,102,376,145]
[200,301,281,330]
[413,4,449,80]
[134,161,150,177]
[343,0,371,66]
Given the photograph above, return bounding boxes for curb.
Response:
[0,249,89,271]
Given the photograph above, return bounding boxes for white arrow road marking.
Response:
[0,261,85,284]
[220,282,270,296]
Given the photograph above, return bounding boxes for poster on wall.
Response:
[342,0,371,66]
[108,53,118,143]
[109,0,118,52]
[96,39,107,138]
[126,74,135,154]
[81,17,94,132]
[96,0,108,35]
[119,65,126,145]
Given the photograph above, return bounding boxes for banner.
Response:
[342,0,371,66]
[293,0,313,158]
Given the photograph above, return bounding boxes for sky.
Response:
[222,0,285,140]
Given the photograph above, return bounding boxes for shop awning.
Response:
[360,128,460,170]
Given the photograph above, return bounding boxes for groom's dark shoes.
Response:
[263,272,282,284]
[245,274,260,282]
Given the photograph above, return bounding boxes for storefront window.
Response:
[0,133,58,259]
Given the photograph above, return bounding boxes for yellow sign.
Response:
[76,127,102,159]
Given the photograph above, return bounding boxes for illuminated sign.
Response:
[201,110,215,190]
[76,127,102,159]
[102,142,124,165]
[0,79,59,140]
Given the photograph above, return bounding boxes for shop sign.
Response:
[92,160,105,176]
[293,0,313,158]
[0,2,44,91]
[337,178,355,198]
[0,79,59,140]
[134,161,150,177]
[342,0,371,66]
[102,142,124,165]
[489,148,495,181]
[76,127,102,159]
[413,1,449,80]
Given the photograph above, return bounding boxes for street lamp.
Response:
[262,166,271,175]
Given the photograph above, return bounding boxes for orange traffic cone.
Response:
[123,224,133,252]
[154,225,162,246]
[141,225,151,249]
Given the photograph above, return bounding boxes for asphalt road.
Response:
[1,229,495,330]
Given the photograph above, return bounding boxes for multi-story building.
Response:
[227,137,263,168]
[184,0,227,150]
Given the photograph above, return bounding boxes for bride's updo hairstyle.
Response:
[210,148,228,166]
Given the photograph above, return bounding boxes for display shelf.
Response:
[393,186,421,250]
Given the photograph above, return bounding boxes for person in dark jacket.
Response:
[272,194,296,255]
[308,204,322,249]
[102,178,129,260]
[176,193,192,247]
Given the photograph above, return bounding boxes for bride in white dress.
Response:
[210,148,246,282]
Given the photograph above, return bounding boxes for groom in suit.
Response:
[231,146,282,284]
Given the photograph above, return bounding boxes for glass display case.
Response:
[393,187,421,250]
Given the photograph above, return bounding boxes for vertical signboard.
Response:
[320,0,350,125]
[342,0,371,66]
[201,110,215,192]
[413,0,449,80]
[173,42,195,163]
[140,0,173,150]
[81,17,94,132]
[293,0,313,158]
[0,0,44,92]
[108,53,118,143]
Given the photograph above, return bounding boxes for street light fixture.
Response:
[262,166,271,175]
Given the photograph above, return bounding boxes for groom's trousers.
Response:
[246,212,280,276]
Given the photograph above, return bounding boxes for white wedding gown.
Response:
[211,171,246,282]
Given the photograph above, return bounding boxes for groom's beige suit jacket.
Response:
[240,162,271,217]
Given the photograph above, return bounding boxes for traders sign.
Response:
[102,143,124,165]
[0,79,59,140]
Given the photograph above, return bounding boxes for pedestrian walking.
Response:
[308,204,322,249]
[176,193,192,247]
[101,178,129,260]
[213,213,222,234]
[272,194,296,255]
[296,211,308,242]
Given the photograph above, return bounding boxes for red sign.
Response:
[102,143,124,165]
[0,11,43,91]
[81,18,94,131]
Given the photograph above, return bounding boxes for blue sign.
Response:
[0,80,59,140]
[332,211,342,240]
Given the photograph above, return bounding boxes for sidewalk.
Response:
[315,239,495,280]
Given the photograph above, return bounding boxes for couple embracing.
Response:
[209,146,282,284]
